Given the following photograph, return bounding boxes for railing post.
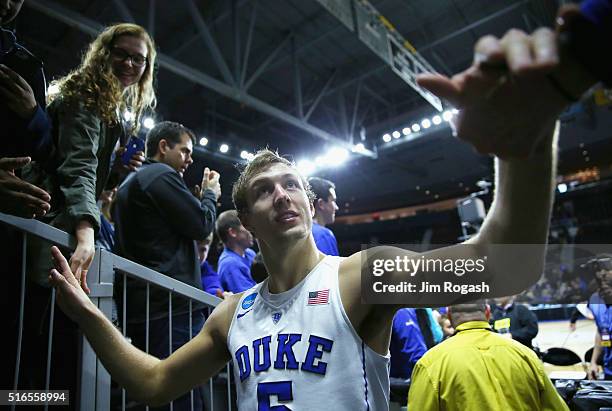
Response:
[95,249,115,411]
[79,248,114,410]
[79,249,100,410]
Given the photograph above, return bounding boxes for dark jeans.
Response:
[127,311,206,411]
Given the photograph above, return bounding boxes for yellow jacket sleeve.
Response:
[538,365,569,411]
[407,362,439,411]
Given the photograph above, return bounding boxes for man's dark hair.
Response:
[215,210,243,244]
[145,121,196,158]
[308,177,335,202]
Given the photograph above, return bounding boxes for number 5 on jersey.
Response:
[258,381,293,410]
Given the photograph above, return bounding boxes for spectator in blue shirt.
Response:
[308,177,339,256]
[216,210,256,293]
[198,232,232,299]
[390,308,429,379]
[198,233,220,295]
[586,255,612,380]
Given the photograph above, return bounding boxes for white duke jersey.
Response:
[227,256,390,410]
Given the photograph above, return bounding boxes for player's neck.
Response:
[261,236,323,294]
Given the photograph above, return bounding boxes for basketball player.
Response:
[47,25,595,409]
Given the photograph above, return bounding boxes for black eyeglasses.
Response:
[110,47,147,67]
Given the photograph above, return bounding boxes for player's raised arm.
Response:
[418,28,564,262]
[356,26,601,307]
[48,246,233,406]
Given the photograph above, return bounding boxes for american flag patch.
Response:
[307,289,329,305]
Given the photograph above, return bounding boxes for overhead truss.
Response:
[315,0,443,111]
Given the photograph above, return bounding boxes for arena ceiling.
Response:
[15,0,612,215]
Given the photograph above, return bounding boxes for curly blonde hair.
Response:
[49,23,157,134]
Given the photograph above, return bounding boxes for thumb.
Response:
[49,268,69,290]
[0,156,31,171]
[416,74,462,106]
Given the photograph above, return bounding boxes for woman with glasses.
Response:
[26,22,156,288]
[20,23,156,403]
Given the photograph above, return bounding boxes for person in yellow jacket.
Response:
[408,303,568,411]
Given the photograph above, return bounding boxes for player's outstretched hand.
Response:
[48,246,95,323]
[417,27,568,160]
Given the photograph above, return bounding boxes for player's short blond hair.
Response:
[232,149,314,219]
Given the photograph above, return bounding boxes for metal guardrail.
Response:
[1,212,229,411]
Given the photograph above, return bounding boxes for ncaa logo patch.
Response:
[272,312,282,324]
[242,292,257,310]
